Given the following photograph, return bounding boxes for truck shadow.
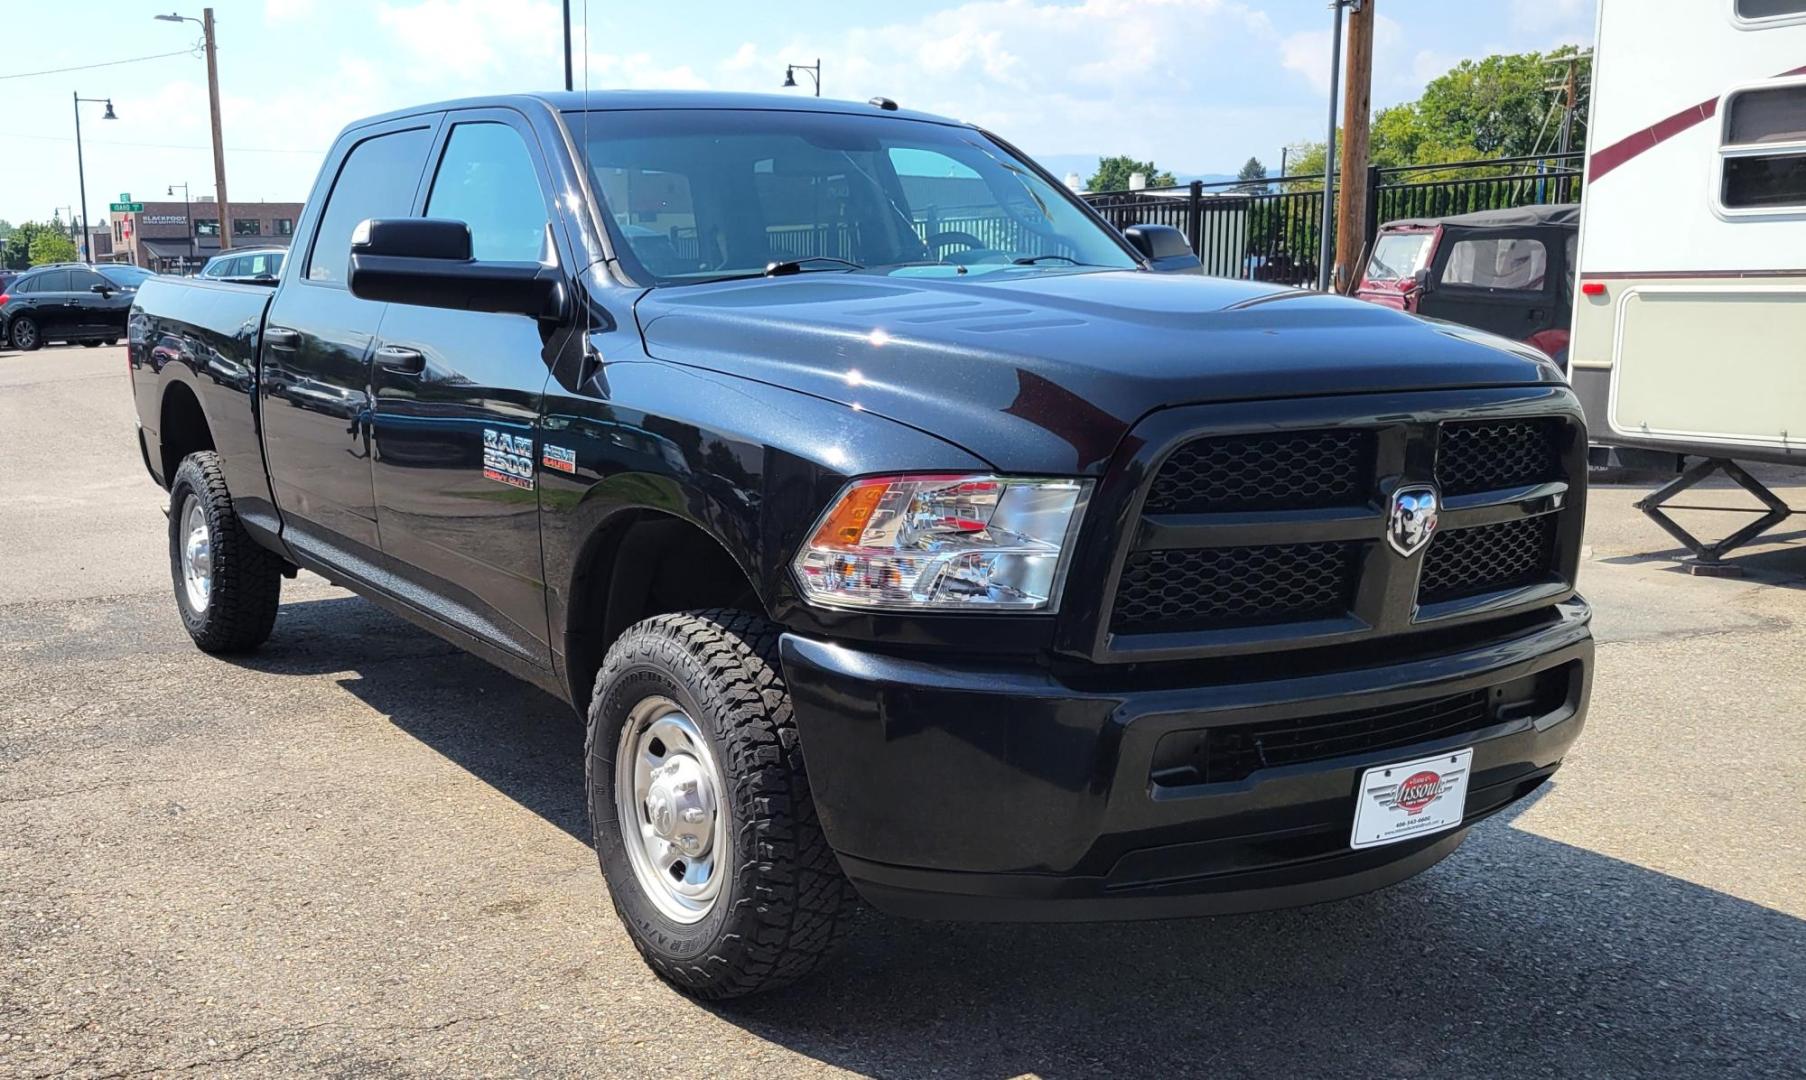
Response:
[243,593,1806,1078]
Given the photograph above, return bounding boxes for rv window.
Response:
[1439,237,1547,291]
[1723,152,1806,208]
[1726,84,1806,144]
[1736,0,1806,21]
[1721,84,1806,210]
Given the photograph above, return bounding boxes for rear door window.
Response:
[305,126,434,284]
[30,270,72,293]
[1439,237,1548,291]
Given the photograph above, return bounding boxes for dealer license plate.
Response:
[1349,748,1474,849]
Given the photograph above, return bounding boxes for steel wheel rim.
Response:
[179,494,212,614]
[614,695,726,924]
[15,320,35,348]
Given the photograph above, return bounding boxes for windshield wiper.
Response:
[765,256,864,276]
[1011,254,1086,266]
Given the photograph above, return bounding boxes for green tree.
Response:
[0,219,14,242]
[1420,45,1590,158]
[1280,45,1589,186]
[1235,156,1268,191]
[28,221,78,266]
[3,220,68,270]
[1087,155,1177,192]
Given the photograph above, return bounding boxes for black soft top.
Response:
[1385,203,1580,232]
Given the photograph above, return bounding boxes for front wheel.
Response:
[586,610,856,999]
[81,340,101,348]
[168,451,283,653]
[10,316,40,351]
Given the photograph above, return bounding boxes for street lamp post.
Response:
[72,93,117,262]
[154,9,232,251]
[783,59,821,97]
[168,182,194,273]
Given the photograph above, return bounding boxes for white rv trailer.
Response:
[1570,0,1805,562]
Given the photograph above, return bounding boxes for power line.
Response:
[0,49,196,82]
[0,131,323,155]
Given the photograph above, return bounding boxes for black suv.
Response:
[2,263,155,350]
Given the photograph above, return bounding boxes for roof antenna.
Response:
[868,97,899,111]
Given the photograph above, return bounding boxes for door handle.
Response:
[374,344,426,374]
[264,326,300,348]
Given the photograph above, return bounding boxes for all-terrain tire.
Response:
[586,610,858,999]
[10,316,41,351]
[168,451,283,653]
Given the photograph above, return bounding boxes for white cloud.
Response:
[1280,12,1406,97]
[688,0,1287,173]
[577,52,710,91]
[264,0,318,23]
[1509,0,1590,34]
[376,0,561,81]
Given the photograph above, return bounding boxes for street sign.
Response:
[109,202,143,212]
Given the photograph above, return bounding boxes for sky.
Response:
[0,0,1597,229]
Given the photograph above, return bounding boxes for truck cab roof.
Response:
[347,89,963,130]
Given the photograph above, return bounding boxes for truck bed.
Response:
[130,275,279,527]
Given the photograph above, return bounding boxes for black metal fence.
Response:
[1082,153,1583,287]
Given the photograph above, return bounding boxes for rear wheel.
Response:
[80,340,101,348]
[168,451,283,653]
[586,610,856,999]
[10,316,40,351]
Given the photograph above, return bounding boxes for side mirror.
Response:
[348,218,565,319]
[1123,223,1202,274]
[1412,267,1433,295]
[90,282,115,295]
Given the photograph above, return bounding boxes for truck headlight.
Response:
[793,474,1091,612]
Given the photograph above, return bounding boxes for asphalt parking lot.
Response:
[3,344,1803,1079]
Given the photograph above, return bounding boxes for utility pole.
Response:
[562,0,573,91]
[202,9,231,251]
[1333,0,1374,294]
[1556,52,1582,155]
[1316,0,1349,291]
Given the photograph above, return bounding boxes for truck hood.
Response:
[634,268,1562,474]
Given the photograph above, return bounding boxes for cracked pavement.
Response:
[2,347,1804,1078]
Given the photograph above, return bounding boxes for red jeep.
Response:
[1357,204,1578,369]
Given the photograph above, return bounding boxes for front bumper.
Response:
[782,598,1592,921]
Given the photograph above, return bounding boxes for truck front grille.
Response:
[1436,418,1563,495]
[1144,429,1373,514]
[1421,514,1557,604]
[1098,395,1582,656]
[1112,542,1358,633]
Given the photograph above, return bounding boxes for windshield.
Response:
[97,264,156,287]
[1366,231,1433,282]
[570,108,1139,284]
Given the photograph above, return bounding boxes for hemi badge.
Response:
[542,445,578,474]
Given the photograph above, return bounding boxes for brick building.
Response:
[108,197,305,273]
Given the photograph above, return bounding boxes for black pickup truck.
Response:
[129,91,1593,999]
